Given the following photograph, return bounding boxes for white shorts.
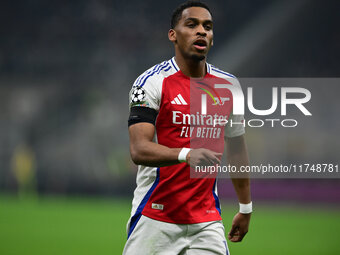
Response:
[123,215,229,255]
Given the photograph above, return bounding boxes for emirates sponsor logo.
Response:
[172,111,225,138]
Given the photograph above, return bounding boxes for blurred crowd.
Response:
[0,0,339,200]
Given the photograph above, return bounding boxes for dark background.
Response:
[1,0,339,201]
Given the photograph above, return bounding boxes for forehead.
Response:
[180,7,212,22]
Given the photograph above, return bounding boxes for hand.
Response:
[228,212,251,242]
[186,148,222,168]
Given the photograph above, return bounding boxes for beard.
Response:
[191,53,206,61]
[177,44,207,62]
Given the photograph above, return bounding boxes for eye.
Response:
[204,24,212,30]
[187,23,196,28]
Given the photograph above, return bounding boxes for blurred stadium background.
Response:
[0,0,339,254]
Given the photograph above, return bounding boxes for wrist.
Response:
[239,201,252,214]
[186,150,191,164]
[178,148,191,164]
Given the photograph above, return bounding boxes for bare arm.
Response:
[129,122,221,167]
[226,135,251,203]
[225,134,252,242]
[129,123,182,167]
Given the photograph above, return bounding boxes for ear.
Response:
[211,39,214,47]
[168,29,176,43]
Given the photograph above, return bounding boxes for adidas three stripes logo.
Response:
[171,94,188,105]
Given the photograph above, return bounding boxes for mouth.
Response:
[193,39,207,51]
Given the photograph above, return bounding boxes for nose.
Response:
[196,24,207,36]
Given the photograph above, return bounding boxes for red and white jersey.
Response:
[127,57,245,237]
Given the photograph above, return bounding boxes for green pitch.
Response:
[0,194,339,255]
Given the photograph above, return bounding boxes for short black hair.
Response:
[171,1,212,29]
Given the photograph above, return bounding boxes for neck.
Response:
[174,53,206,78]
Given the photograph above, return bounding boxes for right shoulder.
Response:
[129,58,178,111]
[132,58,178,89]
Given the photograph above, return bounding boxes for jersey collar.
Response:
[170,57,211,74]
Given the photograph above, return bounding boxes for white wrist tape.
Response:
[178,148,191,163]
[239,202,253,214]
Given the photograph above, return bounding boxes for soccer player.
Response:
[124,1,251,254]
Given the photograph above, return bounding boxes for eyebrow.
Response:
[184,17,213,24]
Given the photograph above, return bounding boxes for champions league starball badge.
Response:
[131,87,146,103]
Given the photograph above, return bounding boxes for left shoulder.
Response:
[207,63,237,79]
